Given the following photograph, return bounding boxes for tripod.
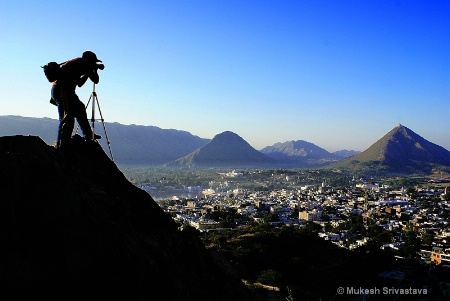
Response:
[83,83,114,161]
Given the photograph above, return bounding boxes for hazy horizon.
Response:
[1,1,449,152]
[3,115,450,155]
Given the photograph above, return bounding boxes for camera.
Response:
[96,63,105,70]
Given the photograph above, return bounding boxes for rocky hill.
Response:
[331,124,450,174]
[260,140,340,166]
[0,135,252,301]
[332,149,360,158]
[167,131,275,168]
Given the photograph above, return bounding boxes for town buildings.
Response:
[156,170,450,260]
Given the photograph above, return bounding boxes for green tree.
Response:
[368,230,394,247]
[264,213,280,223]
[257,269,283,287]
[302,221,322,234]
[402,223,421,259]
[422,230,435,246]
[348,215,365,235]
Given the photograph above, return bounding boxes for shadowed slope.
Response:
[0,135,252,301]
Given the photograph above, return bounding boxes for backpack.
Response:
[41,61,62,82]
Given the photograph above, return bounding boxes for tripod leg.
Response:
[93,94,114,161]
[91,92,96,139]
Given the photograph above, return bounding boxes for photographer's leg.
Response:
[52,85,64,148]
[73,97,98,140]
[59,90,75,151]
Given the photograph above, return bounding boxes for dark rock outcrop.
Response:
[0,135,252,301]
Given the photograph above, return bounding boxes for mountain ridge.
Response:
[0,134,252,300]
[260,140,340,164]
[333,149,360,158]
[0,115,364,165]
[2,116,449,174]
[0,115,210,165]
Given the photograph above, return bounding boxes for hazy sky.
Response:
[1,0,449,152]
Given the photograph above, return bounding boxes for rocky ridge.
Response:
[0,135,251,301]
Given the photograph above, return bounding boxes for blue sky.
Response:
[1,0,449,152]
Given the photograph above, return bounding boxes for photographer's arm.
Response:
[88,69,99,84]
[78,69,99,87]
[77,74,89,87]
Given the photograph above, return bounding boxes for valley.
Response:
[122,166,450,299]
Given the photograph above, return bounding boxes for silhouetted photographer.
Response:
[51,51,104,151]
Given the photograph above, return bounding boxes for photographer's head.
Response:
[82,50,102,67]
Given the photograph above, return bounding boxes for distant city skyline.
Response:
[1,1,449,152]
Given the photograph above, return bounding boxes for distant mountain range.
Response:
[1,116,449,174]
[333,149,360,158]
[0,116,209,165]
[0,116,354,165]
[260,140,341,165]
